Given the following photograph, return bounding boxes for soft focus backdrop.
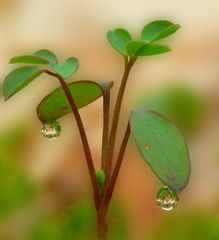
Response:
[1,0,219,239]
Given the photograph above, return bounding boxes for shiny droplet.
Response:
[41,120,61,140]
[156,186,178,211]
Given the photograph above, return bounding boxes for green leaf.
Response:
[135,43,171,56]
[51,57,79,79]
[37,81,114,122]
[10,55,49,65]
[33,49,58,64]
[130,110,190,192]
[107,28,132,56]
[141,20,180,42]
[3,66,44,100]
[126,41,146,57]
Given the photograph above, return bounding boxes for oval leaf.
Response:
[107,28,132,56]
[130,110,190,192]
[141,20,180,42]
[3,66,43,100]
[37,81,114,122]
[51,57,79,79]
[10,55,49,65]
[126,41,146,57]
[33,49,58,64]
[136,43,171,56]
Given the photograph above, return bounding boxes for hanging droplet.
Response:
[41,120,61,140]
[156,186,178,211]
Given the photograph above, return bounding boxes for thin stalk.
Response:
[97,209,108,240]
[105,57,136,181]
[102,123,130,209]
[44,70,100,209]
[101,84,111,171]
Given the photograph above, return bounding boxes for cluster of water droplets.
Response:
[41,120,61,140]
[156,186,178,211]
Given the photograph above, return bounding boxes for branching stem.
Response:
[102,123,130,209]
[44,70,100,209]
[104,57,136,181]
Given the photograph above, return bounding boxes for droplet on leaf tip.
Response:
[41,120,61,140]
[156,186,178,211]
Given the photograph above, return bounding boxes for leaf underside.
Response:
[3,66,44,100]
[130,110,190,192]
[10,55,49,65]
[37,81,114,122]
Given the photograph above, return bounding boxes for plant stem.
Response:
[96,124,130,239]
[44,70,100,209]
[105,57,136,181]
[97,208,108,240]
[102,123,130,208]
[101,83,111,171]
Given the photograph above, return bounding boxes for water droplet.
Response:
[156,186,178,211]
[41,120,61,140]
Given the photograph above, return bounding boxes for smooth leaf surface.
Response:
[51,57,79,79]
[107,28,132,56]
[126,41,146,56]
[33,49,58,64]
[3,66,43,100]
[136,43,171,56]
[130,110,190,191]
[141,20,180,42]
[37,81,114,122]
[10,55,49,65]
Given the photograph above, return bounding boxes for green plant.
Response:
[2,20,190,239]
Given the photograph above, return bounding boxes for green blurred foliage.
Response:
[137,85,207,135]
[31,219,63,240]
[62,200,97,240]
[0,124,36,217]
[148,210,219,240]
[31,200,129,240]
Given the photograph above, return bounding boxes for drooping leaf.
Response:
[33,49,58,64]
[51,57,79,79]
[135,43,171,56]
[141,20,180,43]
[10,55,49,65]
[107,28,132,56]
[130,110,190,192]
[3,66,44,100]
[126,41,146,57]
[37,81,114,122]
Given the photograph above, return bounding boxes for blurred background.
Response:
[1,0,219,239]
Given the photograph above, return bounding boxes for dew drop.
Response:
[41,120,61,140]
[156,186,178,211]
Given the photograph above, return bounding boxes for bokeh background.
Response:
[1,0,219,239]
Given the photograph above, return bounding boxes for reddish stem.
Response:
[44,70,100,209]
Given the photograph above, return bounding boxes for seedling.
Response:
[2,20,190,239]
